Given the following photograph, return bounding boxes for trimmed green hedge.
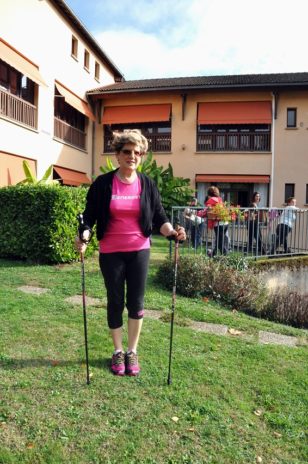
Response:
[0,185,97,263]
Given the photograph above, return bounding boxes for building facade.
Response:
[0,0,123,186]
[87,75,308,208]
[1,1,307,209]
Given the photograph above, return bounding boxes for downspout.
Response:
[91,119,95,180]
[90,98,101,181]
[270,92,278,207]
[181,94,187,120]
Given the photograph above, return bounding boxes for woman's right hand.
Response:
[74,230,90,255]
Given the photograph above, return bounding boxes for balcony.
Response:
[0,87,37,129]
[104,132,171,153]
[197,131,271,152]
[54,117,86,150]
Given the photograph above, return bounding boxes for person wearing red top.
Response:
[198,186,229,256]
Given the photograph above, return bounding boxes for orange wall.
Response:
[0,152,36,186]
[97,90,272,180]
[96,89,308,207]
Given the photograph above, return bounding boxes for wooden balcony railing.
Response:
[197,131,271,152]
[0,87,37,129]
[104,132,171,153]
[54,117,86,150]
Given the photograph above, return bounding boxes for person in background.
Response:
[184,197,204,249]
[75,129,186,376]
[271,197,298,254]
[246,192,265,255]
[198,186,229,256]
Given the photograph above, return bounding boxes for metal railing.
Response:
[54,117,86,150]
[172,207,308,258]
[197,131,271,152]
[0,87,37,129]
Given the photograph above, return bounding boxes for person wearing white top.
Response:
[272,197,298,254]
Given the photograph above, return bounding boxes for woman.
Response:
[75,129,186,376]
[198,186,228,256]
[247,192,264,255]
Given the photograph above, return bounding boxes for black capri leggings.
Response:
[99,249,150,329]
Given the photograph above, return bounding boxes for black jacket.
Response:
[80,170,169,241]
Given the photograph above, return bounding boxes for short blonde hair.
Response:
[111,129,148,153]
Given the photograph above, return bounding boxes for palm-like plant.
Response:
[18,161,59,185]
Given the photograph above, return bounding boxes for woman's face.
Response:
[116,143,143,172]
[254,193,261,203]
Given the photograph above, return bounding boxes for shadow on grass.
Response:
[0,357,110,370]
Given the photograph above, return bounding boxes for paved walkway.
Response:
[18,286,306,348]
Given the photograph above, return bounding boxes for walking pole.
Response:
[77,214,90,385]
[167,238,180,385]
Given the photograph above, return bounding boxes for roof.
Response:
[87,72,308,96]
[50,0,124,81]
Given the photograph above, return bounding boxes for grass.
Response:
[0,236,307,464]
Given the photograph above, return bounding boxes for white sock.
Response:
[114,349,123,355]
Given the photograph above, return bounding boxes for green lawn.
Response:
[0,237,307,464]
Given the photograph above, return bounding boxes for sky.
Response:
[65,0,308,81]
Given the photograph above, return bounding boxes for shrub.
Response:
[156,255,212,297]
[208,266,269,314]
[214,253,249,272]
[156,253,307,328]
[266,289,308,328]
[0,185,97,263]
[156,254,269,314]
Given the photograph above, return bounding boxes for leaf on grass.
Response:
[256,457,262,463]
[273,431,282,438]
[89,372,94,378]
[228,328,242,336]
[171,416,179,422]
[51,360,60,366]
[26,442,35,449]
[202,297,209,303]
[254,409,262,416]
[187,427,195,432]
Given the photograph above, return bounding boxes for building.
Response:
[1,1,307,209]
[87,74,308,208]
[0,0,123,186]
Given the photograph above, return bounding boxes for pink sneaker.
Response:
[125,352,140,376]
[111,351,125,376]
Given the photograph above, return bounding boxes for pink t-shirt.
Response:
[99,175,150,253]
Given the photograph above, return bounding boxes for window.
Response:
[84,50,90,71]
[0,60,34,103]
[196,124,271,151]
[71,36,78,59]
[54,90,85,131]
[94,61,100,81]
[287,108,297,128]
[54,88,86,150]
[104,122,171,153]
[0,60,36,128]
[285,183,295,202]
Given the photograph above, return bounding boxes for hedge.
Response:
[0,185,97,263]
